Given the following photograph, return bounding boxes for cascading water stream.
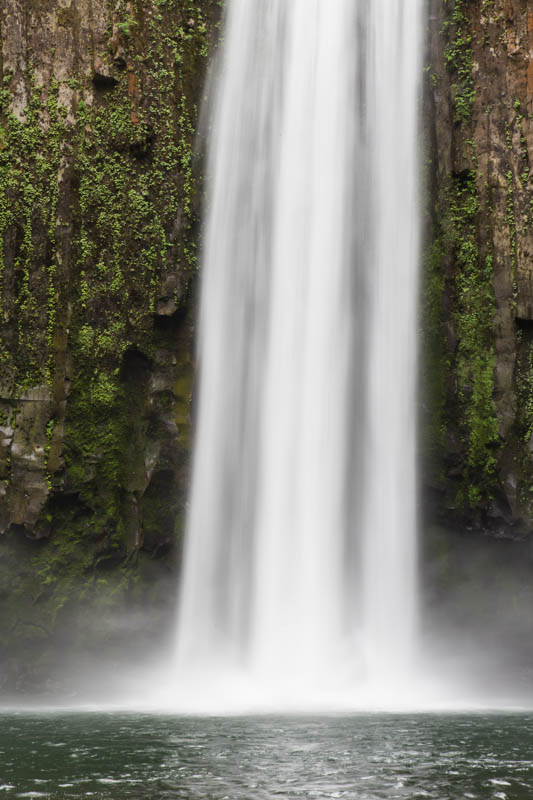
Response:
[174,0,422,710]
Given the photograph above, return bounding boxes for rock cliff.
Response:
[423,0,533,538]
[0,0,219,691]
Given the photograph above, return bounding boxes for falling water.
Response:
[174,0,422,708]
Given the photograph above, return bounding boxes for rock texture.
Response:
[0,0,219,689]
[424,0,533,538]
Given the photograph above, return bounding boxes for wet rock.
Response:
[156,296,178,317]
[92,56,118,87]
[425,0,533,533]
[0,0,219,688]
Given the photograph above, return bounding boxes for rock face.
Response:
[423,0,533,538]
[0,0,219,689]
[2,0,533,690]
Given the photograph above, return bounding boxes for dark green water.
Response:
[1,712,533,799]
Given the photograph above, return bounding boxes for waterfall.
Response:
[174,0,422,709]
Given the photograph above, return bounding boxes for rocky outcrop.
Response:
[0,0,219,685]
[424,0,533,537]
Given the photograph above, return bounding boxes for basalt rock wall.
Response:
[423,0,533,539]
[0,0,219,691]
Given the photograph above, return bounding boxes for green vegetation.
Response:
[425,168,500,511]
[0,73,66,390]
[420,237,448,474]
[442,0,475,123]
[0,0,219,668]
[423,1,501,512]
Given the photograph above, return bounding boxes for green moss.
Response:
[0,74,67,390]
[0,1,225,680]
[420,237,448,471]
[57,7,77,27]
[442,0,475,123]
[513,331,533,514]
[424,151,500,513]
[0,1,220,590]
[447,171,500,507]
[0,503,169,664]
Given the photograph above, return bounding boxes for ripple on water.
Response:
[16,794,49,798]
[0,713,533,799]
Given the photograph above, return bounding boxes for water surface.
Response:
[1,713,533,798]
